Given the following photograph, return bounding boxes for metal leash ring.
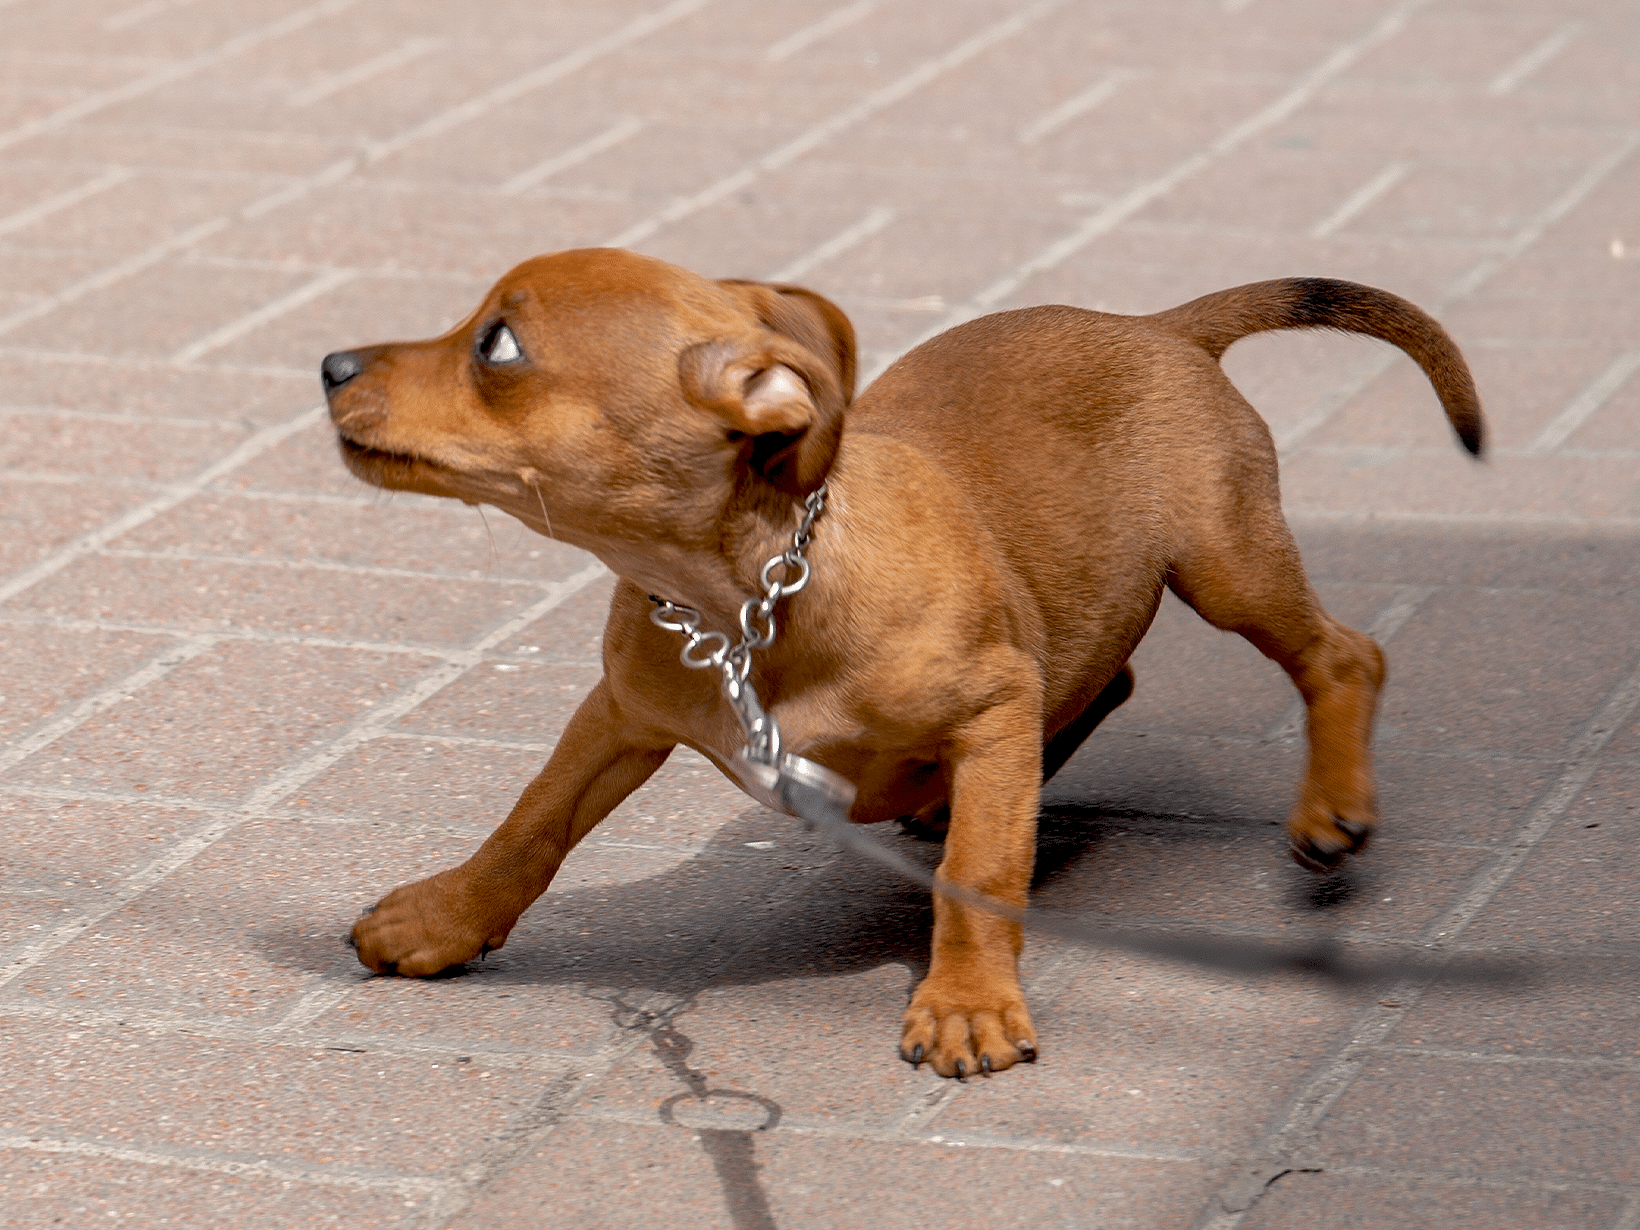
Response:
[678,629,731,670]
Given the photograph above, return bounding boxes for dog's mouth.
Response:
[336,434,454,494]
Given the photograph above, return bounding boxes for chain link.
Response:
[648,483,827,765]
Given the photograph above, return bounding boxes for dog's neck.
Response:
[590,478,832,638]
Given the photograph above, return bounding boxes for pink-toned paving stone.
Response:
[2,1,1637,1227]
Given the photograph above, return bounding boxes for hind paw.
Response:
[1289,813,1373,873]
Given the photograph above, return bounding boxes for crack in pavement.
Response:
[612,993,784,1230]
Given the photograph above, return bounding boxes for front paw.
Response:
[349,869,514,977]
[900,976,1037,1079]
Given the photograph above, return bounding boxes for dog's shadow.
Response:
[258,766,1364,994]
[289,796,1356,993]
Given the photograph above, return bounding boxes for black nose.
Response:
[321,350,365,392]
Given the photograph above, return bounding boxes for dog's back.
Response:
[846,278,1482,727]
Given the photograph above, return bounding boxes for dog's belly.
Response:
[828,751,946,824]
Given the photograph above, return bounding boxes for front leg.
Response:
[352,677,672,976]
[901,684,1044,1078]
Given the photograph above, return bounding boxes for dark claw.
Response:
[1290,840,1344,874]
[1017,1040,1037,1063]
[908,1043,924,1067]
[360,904,378,916]
[954,1059,967,1081]
[1335,817,1371,849]
[345,932,358,950]
[980,1054,992,1075]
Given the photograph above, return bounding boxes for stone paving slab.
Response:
[2,0,1639,1227]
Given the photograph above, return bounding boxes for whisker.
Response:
[475,504,499,571]
[533,482,554,539]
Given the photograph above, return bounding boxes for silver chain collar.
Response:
[648,482,828,767]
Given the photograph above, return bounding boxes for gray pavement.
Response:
[1,0,1637,1226]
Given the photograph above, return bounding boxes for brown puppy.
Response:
[322,249,1482,1079]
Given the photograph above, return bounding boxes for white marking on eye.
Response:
[486,324,521,363]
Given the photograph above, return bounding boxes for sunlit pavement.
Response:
[2,1,1637,1226]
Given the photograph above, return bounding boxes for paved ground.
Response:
[1,0,1637,1226]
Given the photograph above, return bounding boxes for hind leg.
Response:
[1170,515,1385,873]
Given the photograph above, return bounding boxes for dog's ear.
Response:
[679,282,858,496]
[719,281,857,406]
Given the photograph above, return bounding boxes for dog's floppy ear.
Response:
[720,281,857,405]
[679,281,857,497]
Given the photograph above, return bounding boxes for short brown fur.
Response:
[322,249,1483,1079]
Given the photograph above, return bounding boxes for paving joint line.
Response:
[0,404,325,606]
[92,545,558,588]
[361,0,713,169]
[167,267,358,366]
[1315,1160,1638,1200]
[0,634,217,776]
[765,0,883,62]
[766,205,897,283]
[427,832,859,1224]
[1523,349,1640,456]
[569,1100,1220,1162]
[0,1135,453,1201]
[372,731,558,753]
[1082,725,1574,765]
[1358,1045,1640,1073]
[1017,68,1140,145]
[1297,442,1640,459]
[0,166,135,238]
[1276,129,1640,454]
[1486,22,1582,96]
[177,252,486,284]
[498,116,645,196]
[287,36,445,108]
[0,0,361,155]
[866,0,1435,384]
[0,996,586,1072]
[1118,216,1506,253]
[1308,160,1410,238]
[1287,508,1640,529]
[0,780,544,835]
[1423,655,1640,945]
[0,404,247,429]
[606,0,1065,249]
[0,561,606,994]
[1192,651,1640,1228]
[0,0,715,341]
[0,345,316,380]
[0,613,472,660]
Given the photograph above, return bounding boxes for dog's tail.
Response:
[1150,277,1484,455]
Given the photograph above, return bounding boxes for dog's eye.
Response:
[481,322,523,364]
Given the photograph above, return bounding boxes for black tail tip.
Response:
[1461,424,1485,457]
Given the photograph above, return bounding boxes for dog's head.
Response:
[320,248,856,559]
